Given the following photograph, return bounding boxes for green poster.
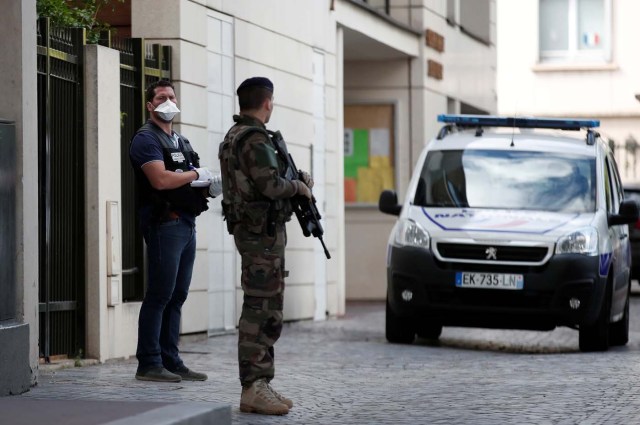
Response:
[344,128,369,178]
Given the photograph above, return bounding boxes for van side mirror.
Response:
[379,190,402,216]
[609,199,640,226]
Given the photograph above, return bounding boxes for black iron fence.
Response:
[37,19,172,359]
[113,36,145,301]
[0,121,16,323]
[37,18,86,360]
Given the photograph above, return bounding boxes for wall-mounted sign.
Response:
[425,29,445,52]
[428,59,443,80]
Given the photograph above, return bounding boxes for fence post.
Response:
[132,38,145,123]
[40,16,52,363]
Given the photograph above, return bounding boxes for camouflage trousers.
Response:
[233,223,287,386]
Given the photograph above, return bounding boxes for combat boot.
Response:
[267,382,293,409]
[240,378,289,415]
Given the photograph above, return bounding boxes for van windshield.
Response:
[415,149,596,213]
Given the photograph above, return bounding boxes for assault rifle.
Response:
[270,130,331,259]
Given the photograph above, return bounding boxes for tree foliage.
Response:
[36,0,125,43]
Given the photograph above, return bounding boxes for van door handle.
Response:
[620,234,628,240]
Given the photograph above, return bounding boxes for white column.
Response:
[336,26,347,316]
[84,44,122,362]
[312,50,328,321]
[0,0,38,393]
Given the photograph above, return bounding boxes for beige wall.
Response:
[342,0,496,300]
[132,0,345,333]
[345,210,397,299]
[418,1,497,115]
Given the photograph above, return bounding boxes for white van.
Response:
[379,115,639,352]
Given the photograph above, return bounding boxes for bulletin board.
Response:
[344,104,395,204]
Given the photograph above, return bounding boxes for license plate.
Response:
[455,272,524,290]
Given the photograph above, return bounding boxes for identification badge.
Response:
[171,152,185,163]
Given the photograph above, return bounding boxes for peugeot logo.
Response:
[485,247,497,260]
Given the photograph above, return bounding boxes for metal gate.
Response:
[37,19,172,359]
[37,18,86,360]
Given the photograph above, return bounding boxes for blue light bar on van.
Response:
[437,114,600,130]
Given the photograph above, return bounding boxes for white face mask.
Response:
[154,99,180,122]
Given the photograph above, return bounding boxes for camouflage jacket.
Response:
[218,114,295,234]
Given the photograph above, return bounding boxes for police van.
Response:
[379,115,639,352]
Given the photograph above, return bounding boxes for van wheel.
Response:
[416,321,443,340]
[609,282,630,346]
[579,277,612,352]
[386,298,415,344]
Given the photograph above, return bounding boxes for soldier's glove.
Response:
[208,173,223,198]
[299,170,314,189]
[294,180,312,199]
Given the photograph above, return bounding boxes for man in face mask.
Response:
[129,79,220,383]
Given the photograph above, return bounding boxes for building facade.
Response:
[342,0,497,300]
[2,1,497,392]
[497,0,640,181]
[127,0,496,330]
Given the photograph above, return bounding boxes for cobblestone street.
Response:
[18,293,640,424]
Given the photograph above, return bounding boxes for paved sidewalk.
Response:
[9,300,640,424]
[7,303,389,425]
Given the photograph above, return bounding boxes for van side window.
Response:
[605,155,623,214]
[604,158,613,213]
[609,154,624,211]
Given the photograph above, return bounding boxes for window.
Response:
[607,155,624,213]
[539,0,611,63]
[604,158,613,213]
[416,150,596,213]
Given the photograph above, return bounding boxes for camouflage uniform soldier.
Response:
[219,77,313,416]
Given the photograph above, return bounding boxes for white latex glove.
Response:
[208,173,223,197]
[190,167,213,187]
[196,167,213,181]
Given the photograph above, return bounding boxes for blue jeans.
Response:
[136,217,196,372]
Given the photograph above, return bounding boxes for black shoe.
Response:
[135,367,181,382]
[172,365,208,381]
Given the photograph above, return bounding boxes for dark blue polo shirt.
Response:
[130,131,197,226]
